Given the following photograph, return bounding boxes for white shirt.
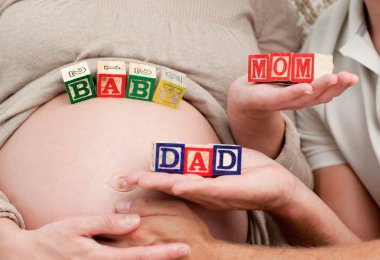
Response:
[297,0,380,206]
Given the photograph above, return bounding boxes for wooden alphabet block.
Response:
[61,62,96,104]
[212,145,242,176]
[184,146,214,177]
[248,53,333,84]
[126,63,157,101]
[97,61,127,98]
[152,68,186,109]
[152,142,185,173]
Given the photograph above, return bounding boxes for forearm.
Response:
[270,178,360,246]
[228,107,285,159]
[214,239,380,260]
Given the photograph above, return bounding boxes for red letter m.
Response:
[248,54,269,82]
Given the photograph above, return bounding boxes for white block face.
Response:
[161,68,186,87]
[98,60,126,75]
[129,63,156,78]
[61,62,91,82]
[270,55,291,78]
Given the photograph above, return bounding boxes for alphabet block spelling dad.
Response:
[248,53,333,83]
[126,63,157,101]
[61,62,96,104]
[97,61,127,98]
[152,142,242,177]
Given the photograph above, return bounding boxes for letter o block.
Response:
[269,53,292,82]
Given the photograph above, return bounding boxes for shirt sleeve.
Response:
[0,191,25,229]
[275,112,314,189]
[296,107,346,171]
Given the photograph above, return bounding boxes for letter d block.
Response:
[153,68,186,109]
[152,143,185,173]
[97,61,127,98]
[212,145,242,176]
[126,63,157,101]
[61,62,96,104]
[184,146,213,177]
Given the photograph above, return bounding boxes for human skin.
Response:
[0,94,247,243]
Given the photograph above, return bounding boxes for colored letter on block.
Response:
[248,54,269,82]
[268,52,292,82]
[152,143,185,173]
[126,63,157,101]
[212,145,242,176]
[61,62,96,104]
[184,146,213,177]
[97,61,127,98]
[248,53,333,84]
[153,68,186,108]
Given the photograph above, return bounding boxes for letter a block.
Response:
[97,61,126,98]
[184,146,214,177]
[153,68,186,109]
[212,145,242,176]
[126,63,157,101]
[152,143,185,173]
[61,62,96,104]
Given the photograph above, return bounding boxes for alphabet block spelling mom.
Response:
[61,62,96,104]
[152,142,242,177]
[248,53,333,83]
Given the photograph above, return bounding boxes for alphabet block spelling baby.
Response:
[152,142,242,177]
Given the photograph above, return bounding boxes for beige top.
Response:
[297,0,380,206]
[0,0,312,245]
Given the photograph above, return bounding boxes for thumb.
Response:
[60,214,140,236]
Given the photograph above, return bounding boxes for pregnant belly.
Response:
[0,94,248,243]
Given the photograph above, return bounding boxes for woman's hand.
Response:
[114,148,298,213]
[0,214,190,260]
[227,72,358,157]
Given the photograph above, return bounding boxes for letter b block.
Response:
[152,143,185,173]
[60,62,96,104]
[212,145,242,176]
[126,63,157,101]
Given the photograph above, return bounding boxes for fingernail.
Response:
[125,214,140,226]
[178,246,191,257]
[109,175,135,192]
[116,201,132,213]
[304,90,314,94]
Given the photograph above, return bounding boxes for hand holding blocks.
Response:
[248,53,333,83]
[97,61,127,98]
[60,62,96,104]
[152,142,242,177]
[126,63,157,101]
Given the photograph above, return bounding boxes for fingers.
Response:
[116,198,195,219]
[60,214,140,236]
[95,243,191,260]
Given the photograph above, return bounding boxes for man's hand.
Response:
[112,199,218,260]
[114,149,297,212]
[0,215,190,260]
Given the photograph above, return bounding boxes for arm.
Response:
[227,72,358,158]
[314,164,380,240]
[120,148,360,246]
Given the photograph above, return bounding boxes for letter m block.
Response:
[291,53,314,83]
[152,142,185,174]
[212,145,242,176]
[248,54,269,82]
